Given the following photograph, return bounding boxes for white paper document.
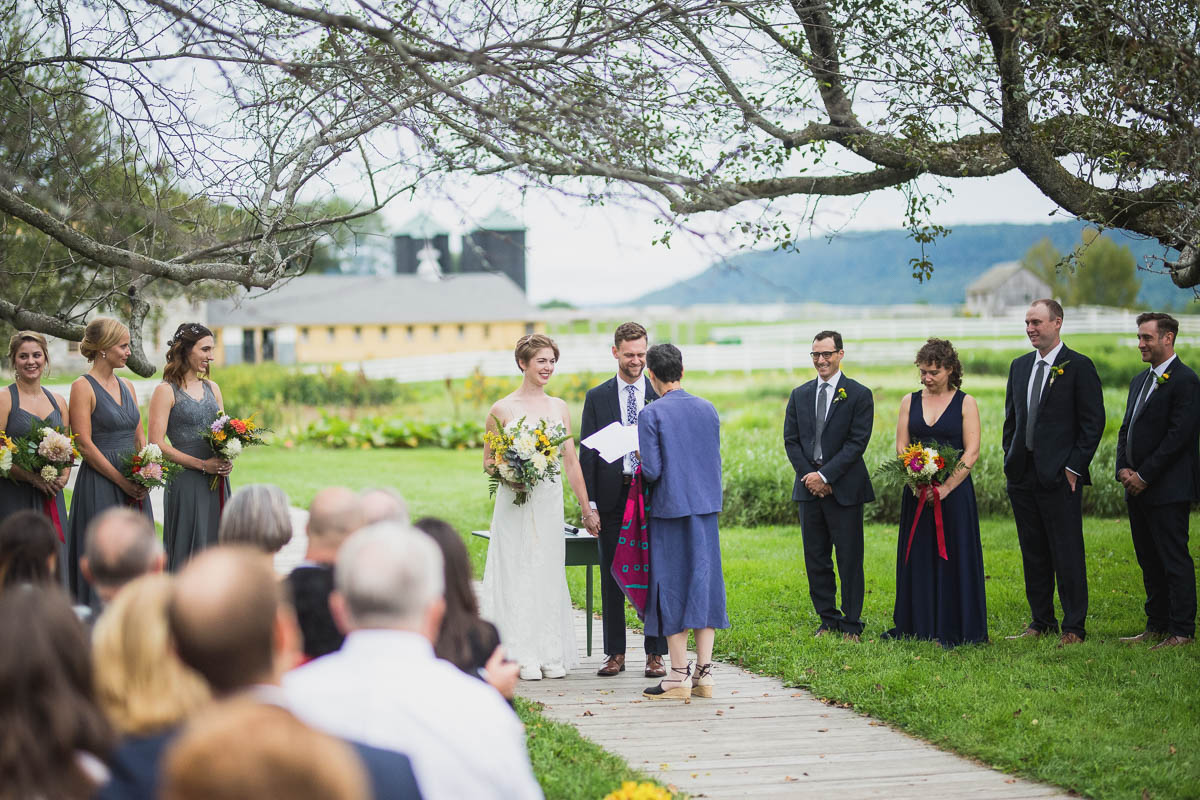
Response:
[581,421,639,463]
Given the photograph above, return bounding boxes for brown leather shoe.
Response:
[1119,630,1168,644]
[814,627,833,638]
[597,654,625,677]
[1150,635,1195,651]
[644,654,666,678]
[1005,627,1044,640]
[1058,632,1084,647]
[843,632,861,643]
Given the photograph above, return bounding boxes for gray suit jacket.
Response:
[638,390,722,519]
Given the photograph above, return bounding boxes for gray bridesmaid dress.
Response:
[66,375,154,606]
[162,381,229,571]
[0,384,70,582]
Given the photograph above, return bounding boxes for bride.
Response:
[480,334,600,680]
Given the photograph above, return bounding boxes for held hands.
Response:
[1118,468,1147,495]
[121,477,149,500]
[484,646,520,700]
[802,471,832,498]
[201,457,233,477]
[31,474,58,498]
[581,509,601,536]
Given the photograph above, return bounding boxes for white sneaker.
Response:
[541,662,566,679]
[519,664,542,681]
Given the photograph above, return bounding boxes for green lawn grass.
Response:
[242,445,1199,800]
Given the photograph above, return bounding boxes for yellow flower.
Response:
[214,430,227,442]
[603,782,673,800]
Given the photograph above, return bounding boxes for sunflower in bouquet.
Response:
[877,441,964,495]
[200,411,267,489]
[484,415,569,506]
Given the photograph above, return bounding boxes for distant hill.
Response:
[634,221,1183,308]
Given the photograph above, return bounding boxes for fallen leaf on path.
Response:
[581,710,594,717]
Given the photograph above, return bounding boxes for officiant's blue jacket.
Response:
[638,390,722,519]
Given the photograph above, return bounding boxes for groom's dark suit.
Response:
[1002,344,1104,638]
[1116,356,1200,638]
[580,376,667,658]
[784,375,875,634]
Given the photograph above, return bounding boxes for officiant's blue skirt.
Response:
[645,513,730,637]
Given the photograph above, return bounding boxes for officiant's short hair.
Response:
[647,343,683,383]
[1032,298,1064,321]
[613,322,648,346]
[813,330,843,350]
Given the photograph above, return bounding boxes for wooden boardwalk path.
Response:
[517,611,1069,799]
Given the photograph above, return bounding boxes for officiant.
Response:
[580,323,668,679]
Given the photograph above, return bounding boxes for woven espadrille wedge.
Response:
[643,664,692,700]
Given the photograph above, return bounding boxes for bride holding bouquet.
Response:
[481,334,600,680]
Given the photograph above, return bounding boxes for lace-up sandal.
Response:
[691,663,715,698]
[643,664,692,700]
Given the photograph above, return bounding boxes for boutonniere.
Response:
[832,387,848,404]
[1156,371,1170,386]
[1047,360,1069,387]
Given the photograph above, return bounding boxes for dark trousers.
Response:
[1007,470,1088,638]
[598,508,667,656]
[798,497,865,635]
[1127,496,1196,638]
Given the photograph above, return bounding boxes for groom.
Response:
[580,322,668,678]
[783,331,875,641]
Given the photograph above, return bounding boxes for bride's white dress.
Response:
[480,475,579,672]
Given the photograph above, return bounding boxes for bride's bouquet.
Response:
[120,444,183,489]
[875,442,964,563]
[200,411,267,489]
[484,415,569,506]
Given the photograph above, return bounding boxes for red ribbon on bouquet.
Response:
[217,475,226,513]
[903,483,948,564]
[127,497,144,511]
[43,497,64,543]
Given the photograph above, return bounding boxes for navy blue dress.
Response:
[886,391,988,647]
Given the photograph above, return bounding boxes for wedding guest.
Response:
[1002,300,1104,645]
[414,516,520,699]
[883,339,987,647]
[0,331,71,548]
[217,483,293,555]
[579,322,668,679]
[149,323,232,571]
[92,574,211,800]
[169,546,422,800]
[285,524,541,800]
[288,487,363,661]
[638,343,728,700]
[161,700,369,800]
[784,331,876,641]
[67,317,153,607]
[1116,312,1199,650]
[0,509,62,588]
[80,508,165,615]
[0,586,113,800]
[360,487,410,526]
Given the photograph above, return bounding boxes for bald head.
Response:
[169,547,281,694]
[358,488,409,527]
[305,488,362,563]
[82,508,163,604]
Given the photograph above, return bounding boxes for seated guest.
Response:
[413,517,518,699]
[0,586,113,799]
[288,487,363,661]
[285,524,542,800]
[359,487,410,526]
[169,547,422,800]
[217,484,293,555]
[80,508,165,615]
[92,574,211,800]
[0,509,62,588]
[162,699,368,800]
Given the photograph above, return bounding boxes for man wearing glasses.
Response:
[783,331,876,641]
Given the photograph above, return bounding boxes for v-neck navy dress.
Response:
[886,391,988,647]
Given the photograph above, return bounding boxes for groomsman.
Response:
[1116,312,1198,649]
[784,331,875,641]
[580,322,668,677]
[1002,299,1105,645]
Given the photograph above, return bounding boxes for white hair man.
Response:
[284,524,542,800]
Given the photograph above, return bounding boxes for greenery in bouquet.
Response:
[875,441,964,496]
[484,415,569,506]
[200,411,268,488]
[121,444,184,489]
[7,420,79,483]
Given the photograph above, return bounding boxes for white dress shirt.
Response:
[284,629,542,800]
[1137,353,1177,410]
[1027,340,1065,409]
[618,375,645,475]
[813,370,842,483]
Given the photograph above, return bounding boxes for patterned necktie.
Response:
[625,384,640,471]
[814,383,829,462]
[1025,360,1046,451]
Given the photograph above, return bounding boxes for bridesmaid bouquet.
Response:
[876,442,964,563]
[8,421,80,483]
[484,415,569,506]
[200,411,267,489]
[121,444,183,489]
[0,431,16,477]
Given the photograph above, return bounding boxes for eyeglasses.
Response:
[810,351,840,361]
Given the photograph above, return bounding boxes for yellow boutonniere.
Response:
[832,387,848,403]
[1047,360,1069,387]
[1156,371,1171,386]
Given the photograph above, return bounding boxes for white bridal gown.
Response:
[480,473,578,674]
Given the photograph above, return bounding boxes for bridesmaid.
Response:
[149,322,232,571]
[0,332,71,552]
[66,318,152,607]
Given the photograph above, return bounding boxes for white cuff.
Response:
[1065,467,1080,476]
[588,501,597,511]
[817,471,828,484]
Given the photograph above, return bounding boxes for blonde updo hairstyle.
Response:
[163,323,214,387]
[79,317,129,363]
[8,331,51,377]
[513,334,559,372]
